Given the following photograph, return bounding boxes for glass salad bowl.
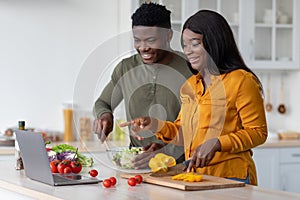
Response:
[106,146,143,169]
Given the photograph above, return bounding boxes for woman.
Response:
[120,10,267,185]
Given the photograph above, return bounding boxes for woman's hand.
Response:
[187,138,221,172]
[119,117,155,140]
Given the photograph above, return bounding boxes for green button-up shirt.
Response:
[94,52,192,161]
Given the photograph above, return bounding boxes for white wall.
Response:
[256,71,300,134]
[0,0,300,136]
[0,0,132,133]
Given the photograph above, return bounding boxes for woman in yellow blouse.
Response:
[120,10,267,185]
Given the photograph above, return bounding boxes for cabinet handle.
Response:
[291,153,300,157]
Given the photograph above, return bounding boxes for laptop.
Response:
[15,130,102,186]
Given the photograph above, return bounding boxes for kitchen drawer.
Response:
[279,148,300,163]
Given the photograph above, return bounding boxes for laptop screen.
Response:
[15,130,55,185]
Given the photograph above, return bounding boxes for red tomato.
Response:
[63,166,72,174]
[109,177,117,186]
[70,161,82,174]
[89,169,98,177]
[57,161,69,174]
[61,159,71,167]
[127,177,137,186]
[50,160,60,173]
[134,175,143,184]
[103,179,112,188]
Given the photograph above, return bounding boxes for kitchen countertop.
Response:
[255,138,300,148]
[1,154,300,200]
[1,137,300,155]
[0,139,127,155]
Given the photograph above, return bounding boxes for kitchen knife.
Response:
[150,160,191,177]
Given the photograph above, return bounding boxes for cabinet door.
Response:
[197,0,241,45]
[279,148,300,193]
[250,0,299,69]
[253,148,280,190]
[132,0,299,70]
[280,164,300,193]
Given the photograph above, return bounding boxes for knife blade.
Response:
[150,160,191,177]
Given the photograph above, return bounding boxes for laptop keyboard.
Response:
[53,174,73,183]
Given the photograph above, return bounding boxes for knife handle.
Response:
[182,159,191,167]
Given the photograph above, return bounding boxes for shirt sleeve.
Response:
[155,109,183,146]
[93,61,124,118]
[219,73,268,152]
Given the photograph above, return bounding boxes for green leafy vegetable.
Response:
[51,144,93,167]
[112,147,143,169]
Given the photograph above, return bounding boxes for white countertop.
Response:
[1,153,300,200]
[1,137,300,156]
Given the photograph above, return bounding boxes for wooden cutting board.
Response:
[121,173,245,191]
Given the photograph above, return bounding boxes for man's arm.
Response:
[93,62,124,141]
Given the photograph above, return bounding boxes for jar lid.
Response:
[18,121,25,127]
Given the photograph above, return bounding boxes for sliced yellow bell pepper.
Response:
[149,153,176,173]
[172,172,203,182]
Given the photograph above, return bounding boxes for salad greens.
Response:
[112,147,143,169]
[48,143,93,167]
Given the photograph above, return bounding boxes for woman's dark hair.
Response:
[181,10,262,89]
[131,2,171,29]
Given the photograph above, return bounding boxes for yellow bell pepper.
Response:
[149,153,176,173]
[172,172,203,182]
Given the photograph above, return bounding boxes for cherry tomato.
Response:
[109,177,117,186]
[134,175,143,184]
[57,161,68,174]
[127,177,137,186]
[89,169,98,177]
[61,159,71,167]
[63,166,72,174]
[70,161,82,174]
[103,179,112,188]
[50,159,60,173]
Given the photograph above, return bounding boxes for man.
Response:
[93,2,193,168]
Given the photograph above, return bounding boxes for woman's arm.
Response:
[219,73,268,153]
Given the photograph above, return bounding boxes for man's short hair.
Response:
[131,2,171,29]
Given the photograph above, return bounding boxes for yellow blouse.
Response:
[155,69,268,185]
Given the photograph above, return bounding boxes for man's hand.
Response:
[187,138,221,172]
[132,142,165,169]
[93,112,113,143]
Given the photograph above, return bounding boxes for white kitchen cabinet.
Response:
[131,0,300,70]
[132,0,199,32]
[279,148,300,193]
[250,0,300,70]
[253,147,300,193]
[253,148,280,190]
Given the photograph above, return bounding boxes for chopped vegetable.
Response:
[57,151,77,161]
[172,172,203,182]
[47,150,58,162]
[149,153,176,173]
[111,147,143,169]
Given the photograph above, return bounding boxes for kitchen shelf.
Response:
[132,0,300,70]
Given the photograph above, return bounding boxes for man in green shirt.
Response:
[93,2,193,168]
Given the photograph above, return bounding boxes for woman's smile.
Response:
[188,56,200,65]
